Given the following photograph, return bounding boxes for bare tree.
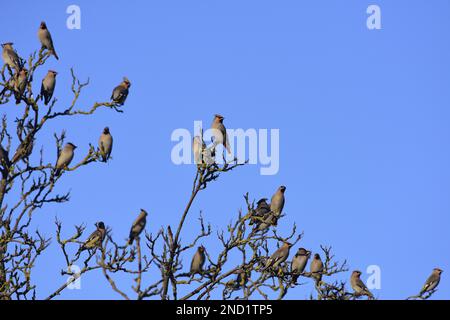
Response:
[0,39,442,301]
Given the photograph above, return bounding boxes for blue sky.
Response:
[1,0,449,299]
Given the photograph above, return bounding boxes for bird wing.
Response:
[83,230,101,248]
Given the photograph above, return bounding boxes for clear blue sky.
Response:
[1,0,449,299]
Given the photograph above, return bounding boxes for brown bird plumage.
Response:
[14,69,27,104]
[270,186,286,225]
[40,70,57,105]
[190,246,206,275]
[99,127,113,162]
[420,268,443,295]
[111,77,131,105]
[264,242,291,272]
[1,42,21,73]
[38,22,59,60]
[78,222,107,254]
[291,248,311,283]
[128,209,148,245]
[250,198,271,227]
[211,114,231,154]
[351,270,374,299]
[55,142,76,175]
[11,134,34,164]
[310,253,324,283]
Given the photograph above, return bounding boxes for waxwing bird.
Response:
[264,242,292,272]
[250,198,271,226]
[0,144,10,169]
[211,114,231,154]
[77,222,106,254]
[420,268,443,295]
[291,248,311,283]
[128,209,148,245]
[190,246,206,275]
[351,270,374,299]
[111,77,131,105]
[310,253,324,283]
[11,135,34,164]
[254,214,277,232]
[1,42,21,73]
[193,135,206,166]
[270,186,286,225]
[14,69,27,104]
[98,127,113,162]
[40,70,57,105]
[55,142,76,175]
[38,22,59,60]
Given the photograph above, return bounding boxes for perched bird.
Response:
[350,270,374,299]
[235,269,250,289]
[55,142,76,175]
[14,69,27,104]
[291,248,311,283]
[193,135,205,166]
[420,268,443,295]
[11,135,34,164]
[190,246,206,275]
[111,77,131,105]
[0,144,10,169]
[250,198,271,226]
[270,186,286,225]
[40,70,57,105]
[264,242,292,272]
[310,253,324,283]
[77,222,106,254]
[38,21,59,60]
[211,114,231,154]
[254,214,277,232]
[1,42,21,73]
[128,209,148,245]
[98,127,113,162]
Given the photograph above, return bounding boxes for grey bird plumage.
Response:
[211,114,231,154]
[420,268,443,295]
[1,42,21,73]
[14,69,27,104]
[190,246,206,275]
[38,22,59,60]
[111,77,131,105]
[128,209,148,245]
[99,127,113,162]
[40,70,57,105]
[264,242,291,272]
[78,222,106,254]
[55,142,76,175]
[291,248,311,283]
[250,198,271,227]
[351,270,374,299]
[310,253,324,283]
[11,135,34,164]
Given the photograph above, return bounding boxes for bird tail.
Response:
[14,91,21,105]
[52,50,59,60]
